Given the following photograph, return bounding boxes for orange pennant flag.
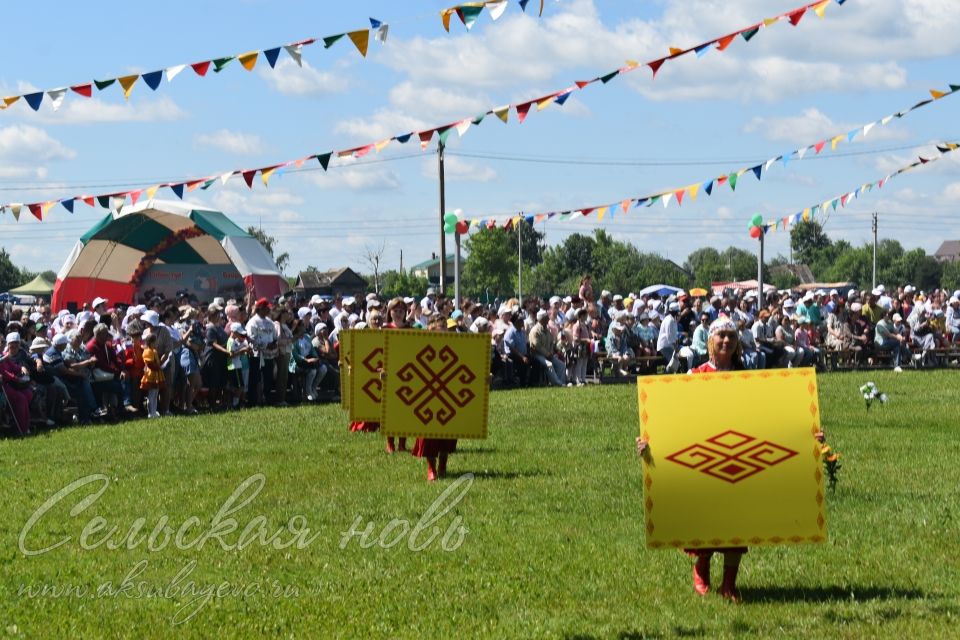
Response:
[347,30,370,57]
[621,199,631,214]
[238,51,259,71]
[1,96,20,109]
[668,47,684,56]
[441,9,455,32]
[674,189,685,206]
[930,89,947,100]
[715,34,736,51]
[118,75,139,100]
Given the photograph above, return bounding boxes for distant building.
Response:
[294,267,366,298]
[933,240,960,263]
[410,254,461,285]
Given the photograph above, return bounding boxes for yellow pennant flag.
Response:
[261,167,278,186]
[763,17,780,26]
[537,95,556,111]
[42,201,56,217]
[830,134,844,151]
[493,106,510,123]
[1,96,20,109]
[596,207,608,221]
[347,30,370,57]
[118,75,139,100]
[813,0,830,18]
[145,185,160,201]
[374,138,391,153]
[638,369,826,549]
[381,331,491,440]
[238,51,259,71]
[687,183,700,201]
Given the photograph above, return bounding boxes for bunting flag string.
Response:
[440,0,544,32]
[749,142,960,235]
[0,18,388,114]
[0,0,853,222]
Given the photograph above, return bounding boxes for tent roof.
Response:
[10,274,55,296]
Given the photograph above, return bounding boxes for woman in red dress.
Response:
[638,316,746,601]
[410,316,457,481]
[348,311,385,435]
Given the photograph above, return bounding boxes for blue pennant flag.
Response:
[369,17,382,29]
[62,199,74,214]
[24,92,43,111]
[704,180,714,196]
[396,133,412,144]
[142,70,163,90]
[751,165,762,180]
[171,183,185,200]
[264,48,281,68]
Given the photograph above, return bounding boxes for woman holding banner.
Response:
[409,315,458,482]
[638,316,746,601]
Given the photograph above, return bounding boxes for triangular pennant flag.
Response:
[166,64,186,82]
[347,30,370,57]
[437,126,454,145]
[599,70,619,84]
[82,196,95,207]
[111,195,125,213]
[129,190,142,205]
[831,199,839,211]
[621,199,631,213]
[596,207,607,221]
[242,170,257,188]
[282,44,303,68]
[814,140,826,154]
[763,17,780,27]
[238,51,259,71]
[1,96,20,109]
[455,119,471,136]
[764,157,777,172]
[458,6,484,30]
[797,147,808,160]
[519,0,531,10]
[716,34,736,51]
[488,0,508,20]
[648,58,666,77]
[751,165,762,180]
[516,101,533,123]
[171,184,185,199]
[200,179,216,190]
[813,0,830,18]
[97,195,111,209]
[668,47,684,57]
[10,204,21,221]
[471,112,486,125]
[261,167,279,186]
[840,194,849,207]
[950,84,960,92]
[62,199,75,214]
[71,84,92,98]
[191,61,211,77]
[787,8,807,26]
[688,183,700,201]
[219,172,234,185]
[118,75,139,100]
[740,26,760,41]
[662,193,672,208]
[574,80,593,89]
[94,78,116,90]
[536,94,556,110]
[146,185,159,200]
[782,152,792,168]
[354,144,374,158]
[212,57,234,73]
[674,189,684,206]
[47,88,67,111]
[28,204,43,221]
[317,152,332,170]
[375,24,389,43]
[694,43,712,57]
[717,175,728,185]
[846,129,858,142]
[930,89,947,100]
[186,179,204,192]
[441,9,455,32]
[728,173,738,190]
[374,138,391,153]
[830,134,844,151]
[863,122,877,137]
[880,115,894,125]
[142,70,163,90]
[395,133,412,143]
[494,105,510,123]
[554,90,572,106]
[24,92,44,111]
[264,48,281,68]
[704,180,714,196]
[419,130,434,149]
[323,34,345,49]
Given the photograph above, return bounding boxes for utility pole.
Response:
[871,211,878,289]
[454,231,461,309]
[757,230,765,306]
[438,140,447,296]
[517,218,523,300]
[399,249,403,274]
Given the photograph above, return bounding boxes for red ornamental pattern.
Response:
[395,345,477,426]
[130,226,207,289]
[665,430,798,484]
[361,347,383,403]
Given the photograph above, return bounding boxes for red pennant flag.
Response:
[814,140,826,154]
[28,203,43,220]
[516,101,533,123]
[674,189,685,205]
[715,34,736,51]
[82,196,95,207]
[787,8,807,26]
[418,130,434,148]
[648,58,666,77]
[242,170,257,188]
[716,175,728,185]
[71,84,93,97]
[581,208,594,217]
[840,194,849,206]
[191,61,211,77]
[574,80,592,89]
[129,190,142,205]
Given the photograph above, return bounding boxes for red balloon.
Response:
[749,225,762,239]
[455,220,469,234]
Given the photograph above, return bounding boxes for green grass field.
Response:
[1,370,959,639]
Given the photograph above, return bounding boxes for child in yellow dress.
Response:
[140,330,166,418]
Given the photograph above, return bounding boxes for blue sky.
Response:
[1,0,958,276]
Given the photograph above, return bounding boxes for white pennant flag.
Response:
[455,119,471,137]
[880,115,894,126]
[797,146,808,160]
[764,157,777,172]
[375,24,389,43]
[166,64,186,82]
[662,193,672,208]
[284,44,303,67]
[488,0,509,20]
[220,172,234,185]
[863,122,876,137]
[46,88,67,111]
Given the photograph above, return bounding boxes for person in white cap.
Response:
[657,302,682,372]
[907,303,937,366]
[876,285,892,310]
[1,331,34,435]
[874,309,910,372]
[529,309,569,386]
[946,296,960,344]
[91,297,109,323]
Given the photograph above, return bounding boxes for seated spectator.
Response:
[738,320,765,370]
[908,305,937,367]
[86,323,125,418]
[607,321,635,377]
[947,296,960,344]
[28,337,65,425]
[776,315,805,368]
[690,312,710,368]
[794,317,819,367]
[874,311,911,372]
[634,312,658,358]
[504,313,531,386]
[528,310,569,387]
[1,332,33,435]
[44,334,98,424]
[825,301,859,355]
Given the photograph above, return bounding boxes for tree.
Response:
[380,269,430,300]
[361,242,387,294]
[461,227,517,299]
[0,248,22,292]
[790,220,832,265]
[942,260,960,292]
[684,246,759,287]
[246,226,290,274]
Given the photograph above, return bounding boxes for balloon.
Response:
[444,212,459,225]
[444,223,456,234]
[749,225,762,239]
[750,213,763,226]
[455,220,469,234]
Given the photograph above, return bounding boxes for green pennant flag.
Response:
[729,173,738,190]
[94,78,116,90]
[599,70,619,84]
[213,57,234,73]
[831,199,839,211]
[471,113,487,126]
[323,34,345,48]
[437,126,454,146]
[951,84,960,92]
[740,27,760,41]
[200,179,216,190]
[317,152,332,171]
[459,5,484,29]
[96,195,111,208]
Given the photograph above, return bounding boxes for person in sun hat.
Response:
[245,297,278,406]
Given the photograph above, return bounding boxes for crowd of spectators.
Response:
[2,278,959,436]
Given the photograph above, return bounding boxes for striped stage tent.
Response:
[52,200,288,311]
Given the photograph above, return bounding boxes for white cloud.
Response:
[310,168,401,191]
[194,129,265,155]
[21,96,187,124]
[0,124,75,161]
[420,155,497,182]
[259,58,348,96]
[744,108,908,145]
[334,109,431,142]
[208,188,305,224]
[943,182,960,202]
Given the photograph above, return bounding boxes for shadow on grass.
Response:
[740,584,927,604]
[460,469,551,480]
[564,632,662,640]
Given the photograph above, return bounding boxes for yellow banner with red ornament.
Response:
[638,368,826,549]
[348,330,386,422]
[380,330,491,439]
